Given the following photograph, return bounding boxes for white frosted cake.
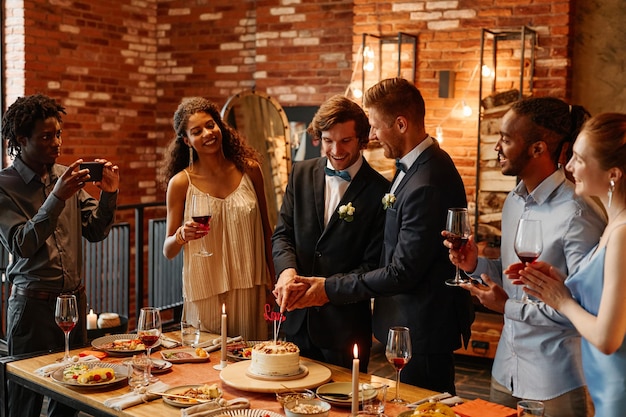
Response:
[248,340,300,376]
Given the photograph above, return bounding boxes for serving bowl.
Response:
[276,389,316,406]
[284,398,331,417]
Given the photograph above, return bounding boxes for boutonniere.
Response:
[338,202,355,222]
[382,193,396,210]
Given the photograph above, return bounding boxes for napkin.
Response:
[182,397,250,417]
[35,355,101,377]
[452,398,517,417]
[193,335,243,350]
[160,335,182,348]
[103,381,170,411]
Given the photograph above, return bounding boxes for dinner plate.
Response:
[316,382,376,407]
[51,362,129,388]
[91,333,161,356]
[226,340,261,361]
[161,384,223,408]
[160,348,210,363]
[122,358,172,374]
[220,410,283,417]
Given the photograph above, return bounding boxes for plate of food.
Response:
[218,410,283,417]
[91,334,160,356]
[398,404,459,417]
[315,382,376,407]
[160,347,210,363]
[227,341,261,361]
[122,358,173,374]
[161,383,222,407]
[51,362,129,388]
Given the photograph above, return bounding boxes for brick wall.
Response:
[4,0,578,206]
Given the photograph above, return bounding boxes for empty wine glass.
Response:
[514,218,543,304]
[385,326,412,404]
[55,295,79,363]
[445,208,472,286]
[137,307,162,382]
[191,193,212,257]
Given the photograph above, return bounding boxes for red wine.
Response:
[449,235,469,250]
[517,252,540,264]
[390,357,408,371]
[140,334,160,348]
[57,321,76,333]
[192,215,211,225]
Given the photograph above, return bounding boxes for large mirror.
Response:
[221,89,292,229]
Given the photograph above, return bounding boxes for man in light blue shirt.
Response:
[445,97,605,416]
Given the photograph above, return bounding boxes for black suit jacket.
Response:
[325,140,474,355]
[272,156,390,350]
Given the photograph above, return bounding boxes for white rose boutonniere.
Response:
[382,193,396,210]
[338,202,355,222]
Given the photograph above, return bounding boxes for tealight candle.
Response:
[86,309,97,330]
[352,344,359,416]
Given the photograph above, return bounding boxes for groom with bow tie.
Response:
[279,79,474,394]
[272,95,389,371]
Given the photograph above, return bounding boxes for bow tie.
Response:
[395,159,407,173]
[324,166,351,182]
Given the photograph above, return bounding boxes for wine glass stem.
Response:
[395,370,401,400]
[146,347,153,378]
[63,331,71,362]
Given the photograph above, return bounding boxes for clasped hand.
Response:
[273,269,329,313]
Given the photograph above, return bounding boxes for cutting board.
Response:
[220,360,332,393]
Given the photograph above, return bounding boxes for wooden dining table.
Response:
[0,332,441,417]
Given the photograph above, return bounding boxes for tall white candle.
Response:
[221,304,227,363]
[352,344,359,416]
[86,309,97,330]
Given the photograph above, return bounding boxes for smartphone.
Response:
[79,162,104,182]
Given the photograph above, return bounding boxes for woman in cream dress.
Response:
[162,97,274,341]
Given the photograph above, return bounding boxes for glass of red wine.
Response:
[514,218,543,304]
[445,207,472,286]
[191,193,212,257]
[137,307,162,382]
[55,295,79,363]
[385,326,412,404]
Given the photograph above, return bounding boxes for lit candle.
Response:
[352,344,359,416]
[86,309,97,330]
[221,304,227,364]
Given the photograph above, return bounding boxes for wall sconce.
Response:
[346,32,417,105]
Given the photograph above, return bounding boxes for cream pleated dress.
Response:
[182,170,271,341]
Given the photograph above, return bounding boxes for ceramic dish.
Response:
[91,334,161,356]
[227,340,261,361]
[160,348,210,363]
[122,358,172,374]
[161,384,222,408]
[315,382,376,407]
[51,362,129,388]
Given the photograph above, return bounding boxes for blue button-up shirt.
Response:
[471,168,606,400]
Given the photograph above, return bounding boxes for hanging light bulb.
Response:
[481,65,493,78]
[436,125,444,143]
[363,46,375,72]
[462,100,473,117]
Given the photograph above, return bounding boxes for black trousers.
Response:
[7,289,87,417]
[400,351,457,395]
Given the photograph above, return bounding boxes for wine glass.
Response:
[55,295,79,363]
[191,193,213,257]
[445,208,472,286]
[137,307,162,382]
[385,326,412,404]
[514,218,543,304]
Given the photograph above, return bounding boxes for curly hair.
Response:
[307,95,370,148]
[1,94,66,158]
[510,97,591,165]
[160,97,260,184]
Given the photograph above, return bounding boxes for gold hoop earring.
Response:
[608,179,615,208]
[189,146,194,171]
